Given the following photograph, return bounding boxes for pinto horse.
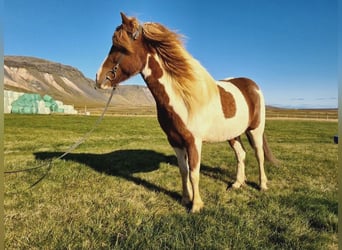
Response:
[96,13,277,212]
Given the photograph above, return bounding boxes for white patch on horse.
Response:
[96,56,109,81]
[188,80,250,142]
[256,88,266,127]
[143,54,189,123]
[223,77,235,81]
[141,54,152,78]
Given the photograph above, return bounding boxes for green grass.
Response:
[4,114,338,249]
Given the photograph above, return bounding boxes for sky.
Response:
[4,0,338,108]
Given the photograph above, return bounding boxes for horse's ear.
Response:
[120,12,130,25]
[120,12,139,34]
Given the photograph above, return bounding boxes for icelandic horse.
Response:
[95,13,277,213]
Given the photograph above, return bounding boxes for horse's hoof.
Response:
[229,181,245,190]
[260,184,268,191]
[190,201,204,213]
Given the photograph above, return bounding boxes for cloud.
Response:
[315,97,337,101]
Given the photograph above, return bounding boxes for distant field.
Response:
[75,105,338,120]
[266,107,338,120]
[4,114,338,249]
[79,105,158,116]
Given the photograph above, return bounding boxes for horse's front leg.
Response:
[174,147,193,207]
[187,139,204,213]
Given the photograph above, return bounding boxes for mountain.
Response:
[4,56,155,108]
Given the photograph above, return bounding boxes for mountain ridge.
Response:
[4,55,155,108]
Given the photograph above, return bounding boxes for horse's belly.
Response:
[202,113,249,142]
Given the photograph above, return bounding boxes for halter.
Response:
[105,53,124,83]
[101,25,143,86]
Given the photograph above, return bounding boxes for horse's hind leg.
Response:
[228,136,247,189]
[246,129,268,190]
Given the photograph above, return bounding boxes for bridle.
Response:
[98,25,143,88]
[104,53,124,84]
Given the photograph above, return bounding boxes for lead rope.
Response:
[5,86,116,189]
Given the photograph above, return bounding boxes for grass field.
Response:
[4,114,338,249]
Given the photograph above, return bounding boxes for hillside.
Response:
[4,56,155,108]
[4,56,337,118]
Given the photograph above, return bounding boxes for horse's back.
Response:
[220,77,260,95]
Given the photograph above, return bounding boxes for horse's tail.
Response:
[263,134,280,166]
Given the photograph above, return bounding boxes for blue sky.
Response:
[4,0,338,108]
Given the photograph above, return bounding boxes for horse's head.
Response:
[95,13,146,89]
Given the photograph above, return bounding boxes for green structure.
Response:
[11,93,61,114]
[4,90,78,115]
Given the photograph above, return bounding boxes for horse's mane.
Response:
[142,22,218,115]
[115,17,218,115]
[142,23,194,83]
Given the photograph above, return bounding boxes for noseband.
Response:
[105,53,124,83]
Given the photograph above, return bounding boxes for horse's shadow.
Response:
[34,149,257,204]
[34,149,183,202]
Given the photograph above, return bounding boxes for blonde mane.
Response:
[142,23,193,82]
[142,22,218,115]
[113,16,218,115]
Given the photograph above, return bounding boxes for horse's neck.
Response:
[141,53,218,118]
[141,53,187,112]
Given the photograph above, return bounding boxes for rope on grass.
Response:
[5,86,116,190]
